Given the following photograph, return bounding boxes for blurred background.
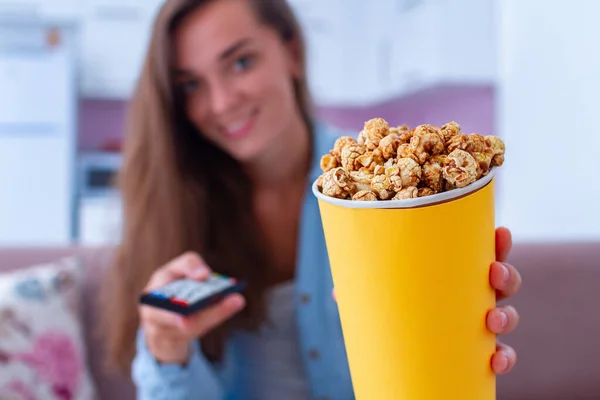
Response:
[0,0,598,247]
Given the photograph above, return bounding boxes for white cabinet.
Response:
[80,0,163,98]
[0,0,81,21]
[0,22,78,245]
[290,0,496,107]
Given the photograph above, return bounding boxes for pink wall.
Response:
[78,85,495,150]
[315,85,495,136]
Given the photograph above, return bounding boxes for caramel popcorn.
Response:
[357,149,384,172]
[390,125,412,144]
[384,165,403,192]
[472,152,493,179]
[384,157,396,169]
[397,143,419,164]
[389,124,410,135]
[349,168,374,192]
[467,133,487,153]
[417,187,436,197]
[321,167,355,199]
[341,144,366,172]
[392,187,418,200]
[373,164,386,176]
[320,153,339,172]
[485,136,505,167]
[409,124,445,164]
[446,134,470,153]
[352,190,377,201]
[358,118,388,150]
[396,158,422,188]
[443,149,478,188]
[332,136,357,158]
[316,117,505,202]
[440,121,461,143]
[371,174,394,200]
[378,134,400,159]
[421,159,444,193]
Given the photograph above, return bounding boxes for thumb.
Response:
[146,252,211,291]
[179,294,246,338]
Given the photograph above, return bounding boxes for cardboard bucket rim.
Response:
[312,167,496,209]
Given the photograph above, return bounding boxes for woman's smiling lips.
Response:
[221,112,258,139]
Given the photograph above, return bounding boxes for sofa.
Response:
[1,242,599,399]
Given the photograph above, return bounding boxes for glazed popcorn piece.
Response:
[472,152,493,179]
[408,124,445,164]
[390,125,413,144]
[357,149,384,172]
[349,168,374,192]
[417,187,436,197]
[467,133,487,153]
[384,157,396,169]
[358,118,389,151]
[443,149,478,188]
[378,134,400,159]
[322,167,355,199]
[371,174,394,200]
[320,153,339,172]
[341,144,367,172]
[352,190,378,201]
[485,136,505,167]
[373,164,386,176]
[389,124,410,135]
[384,165,403,192]
[332,136,357,158]
[421,159,444,193]
[392,186,418,200]
[446,133,470,153]
[440,121,461,144]
[396,143,419,164]
[316,174,324,190]
[396,158,422,188]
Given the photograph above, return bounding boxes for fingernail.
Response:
[193,265,207,276]
[499,311,508,328]
[497,354,509,372]
[501,264,510,283]
[175,316,185,328]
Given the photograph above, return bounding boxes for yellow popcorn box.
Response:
[313,169,497,400]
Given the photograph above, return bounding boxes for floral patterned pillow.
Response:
[0,256,97,400]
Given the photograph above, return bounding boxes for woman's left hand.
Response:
[332,226,523,376]
[486,227,522,375]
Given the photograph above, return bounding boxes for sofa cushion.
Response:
[0,255,97,399]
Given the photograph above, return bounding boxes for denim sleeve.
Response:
[131,329,224,400]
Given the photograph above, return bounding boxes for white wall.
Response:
[495,0,600,242]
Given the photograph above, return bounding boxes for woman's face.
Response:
[173,0,302,163]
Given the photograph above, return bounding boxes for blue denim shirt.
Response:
[132,121,355,400]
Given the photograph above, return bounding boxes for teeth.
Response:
[227,121,248,132]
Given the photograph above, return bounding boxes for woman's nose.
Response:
[208,80,238,116]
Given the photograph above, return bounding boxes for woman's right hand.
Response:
[139,252,246,364]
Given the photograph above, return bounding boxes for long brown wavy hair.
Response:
[100,0,313,373]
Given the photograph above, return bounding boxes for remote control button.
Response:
[171,298,189,307]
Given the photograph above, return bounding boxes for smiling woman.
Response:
[99,0,522,399]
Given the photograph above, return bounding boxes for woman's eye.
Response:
[180,80,199,94]
[232,55,254,72]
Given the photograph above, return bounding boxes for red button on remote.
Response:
[171,298,189,307]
